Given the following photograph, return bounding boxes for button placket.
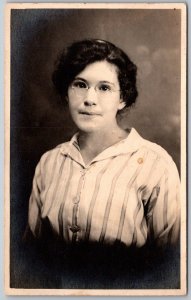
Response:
[70,167,87,241]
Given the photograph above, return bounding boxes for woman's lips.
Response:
[79,111,101,116]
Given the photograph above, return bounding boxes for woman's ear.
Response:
[118,100,126,111]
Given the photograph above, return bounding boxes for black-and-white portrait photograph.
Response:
[4,3,187,296]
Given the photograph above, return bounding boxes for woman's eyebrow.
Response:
[99,80,115,86]
[74,77,88,83]
[74,77,115,86]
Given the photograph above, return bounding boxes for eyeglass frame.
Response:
[69,78,121,98]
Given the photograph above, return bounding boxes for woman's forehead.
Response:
[76,61,119,83]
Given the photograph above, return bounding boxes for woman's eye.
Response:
[99,84,111,92]
[73,81,87,89]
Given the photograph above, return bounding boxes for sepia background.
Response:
[10,8,181,288]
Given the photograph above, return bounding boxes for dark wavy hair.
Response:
[52,39,138,110]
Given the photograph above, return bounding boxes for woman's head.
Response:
[52,39,138,111]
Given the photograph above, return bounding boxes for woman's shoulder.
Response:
[132,129,178,170]
[38,141,70,165]
[142,139,173,163]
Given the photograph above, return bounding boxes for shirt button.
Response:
[137,157,144,164]
[69,225,81,233]
[73,196,80,204]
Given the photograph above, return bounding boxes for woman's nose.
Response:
[84,87,97,106]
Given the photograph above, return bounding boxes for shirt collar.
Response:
[60,128,145,165]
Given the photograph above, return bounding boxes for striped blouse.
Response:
[28,128,180,248]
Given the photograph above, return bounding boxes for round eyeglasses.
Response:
[70,79,120,98]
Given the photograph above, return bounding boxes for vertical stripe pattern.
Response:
[58,158,74,238]
[28,129,180,248]
[85,158,114,240]
[99,155,132,243]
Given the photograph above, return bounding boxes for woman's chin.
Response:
[73,118,103,133]
[77,124,102,133]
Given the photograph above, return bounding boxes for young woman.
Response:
[25,39,180,288]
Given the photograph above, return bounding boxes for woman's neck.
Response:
[78,126,129,165]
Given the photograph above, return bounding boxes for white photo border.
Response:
[4,2,187,296]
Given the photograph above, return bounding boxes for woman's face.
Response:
[67,61,125,133]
